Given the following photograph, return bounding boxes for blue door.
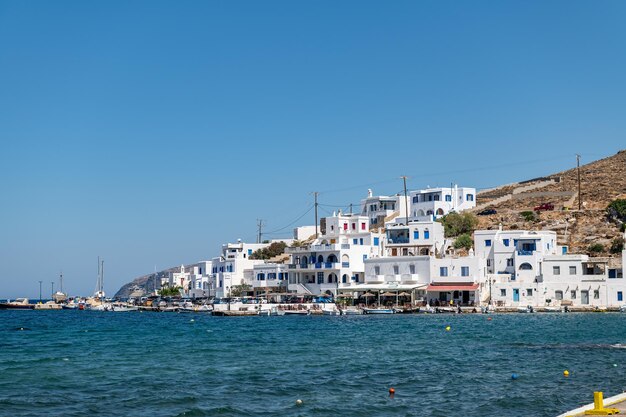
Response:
[513,289,520,302]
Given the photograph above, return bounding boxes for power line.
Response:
[263,205,315,235]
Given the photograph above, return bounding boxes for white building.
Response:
[285,213,384,296]
[360,189,409,227]
[249,263,290,297]
[385,219,446,257]
[409,186,476,219]
[211,241,269,298]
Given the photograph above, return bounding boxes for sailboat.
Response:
[89,257,109,311]
[52,272,67,303]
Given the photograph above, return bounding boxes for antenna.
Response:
[311,192,319,238]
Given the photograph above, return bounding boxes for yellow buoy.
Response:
[295,399,303,406]
[563,370,570,377]
[445,326,451,331]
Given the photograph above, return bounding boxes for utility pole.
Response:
[51,281,54,299]
[313,192,319,238]
[38,281,42,303]
[349,203,353,215]
[401,176,409,225]
[59,271,63,294]
[256,219,264,244]
[576,154,582,211]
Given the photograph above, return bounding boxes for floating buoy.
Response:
[563,370,570,377]
[445,326,451,331]
[613,364,618,367]
[190,319,195,322]
[487,317,493,321]
[389,388,395,398]
[295,399,303,406]
[511,373,519,380]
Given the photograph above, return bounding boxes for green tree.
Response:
[249,241,288,260]
[453,234,473,250]
[607,199,626,223]
[438,212,478,238]
[230,283,252,297]
[610,237,625,254]
[158,285,182,297]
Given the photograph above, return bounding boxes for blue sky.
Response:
[1,1,625,298]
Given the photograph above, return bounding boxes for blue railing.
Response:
[325,262,334,268]
[517,250,534,256]
[342,262,350,268]
[315,262,322,269]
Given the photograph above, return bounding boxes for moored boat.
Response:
[362,308,394,314]
[0,298,35,310]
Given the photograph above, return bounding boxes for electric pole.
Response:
[313,192,319,238]
[349,203,353,215]
[401,176,409,225]
[576,154,582,211]
[256,219,264,243]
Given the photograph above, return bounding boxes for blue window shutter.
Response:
[374,237,379,246]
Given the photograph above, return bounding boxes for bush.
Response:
[453,234,473,250]
[439,212,478,238]
[158,285,182,297]
[607,199,626,223]
[250,241,287,260]
[587,243,605,254]
[520,211,536,222]
[610,237,625,254]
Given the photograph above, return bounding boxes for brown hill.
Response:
[475,150,626,258]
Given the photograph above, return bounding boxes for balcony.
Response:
[517,250,535,256]
[388,238,410,244]
[401,273,419,283]
[366,274,384,283]
[342,262,350,268]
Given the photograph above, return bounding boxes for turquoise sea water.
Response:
[1,311,625,417]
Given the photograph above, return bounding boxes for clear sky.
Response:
[1,0,625,298]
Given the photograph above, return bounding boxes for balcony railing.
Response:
[342,262,350,268]
[517,250,534,256]
[388,238,410,244]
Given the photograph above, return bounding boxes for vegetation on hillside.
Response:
[439,212,478,238]
[249,242,287,260]
[453,234,473,250]
[587,243,605,254]
[607,199,626,225]
[610,237,625,254]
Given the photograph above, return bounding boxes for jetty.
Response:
[557,391,626,416]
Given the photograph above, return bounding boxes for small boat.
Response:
[111,304,139,312]
[0,298,35,310]
[541,306,562,313]
[620,305,626,313]
[516,305,534,313]
[322,308,341,316]
[341,307,363,315]
[282,309,311,316]
[362,308,395,314]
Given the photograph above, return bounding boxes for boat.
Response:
[111,303,139,312]
[280,309,311,316]
[0,298,35,310]
[516,305,534,313]
[34,301,63,310]
[340,307,363,315]
[362,308,395,314]
[620,305,626,313]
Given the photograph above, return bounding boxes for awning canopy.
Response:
[337,284,427,292]
[426,283,479,292]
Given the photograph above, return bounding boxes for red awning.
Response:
[426,284,479,292]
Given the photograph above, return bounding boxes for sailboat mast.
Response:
[100,259,104,296]
[59,271,63,294]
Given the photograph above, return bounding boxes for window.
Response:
[570,290,576,299]
[503,239,509,247]
[485,240,492,247]
[343,223,348,231]
[351,223,356,230]
[461,266,469,277]
[445,195,452,202]
[393,265,399,274]
[248,249,253,255]
[353,239,358,244]
[618,291,623,302]
[331,225,334,231]
[424,229,430,239]
[527,289,533,296]
[374,266,380,275]
[362,254,367,260]
[569,266,576,275]
[555,290,563,300]
[359,238,364,245]
[594,290,599,299]
[487,259,491,267]
[507,258,514,267]
[409,264,415,274]
[553,266,560,275]
[361,222,366,230]
[440,267,448,277]
[373,237,379,246]
[413,230,419,239]
[519,263,532,270]
[434,194,440,201]
[317,272,324,284]
[500,289,506,297]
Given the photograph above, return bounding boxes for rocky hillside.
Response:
[475,150,626,258]
[114,266,185,299]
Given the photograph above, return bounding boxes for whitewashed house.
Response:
[211,241,269,298]
[385,219,446,257]
[409,186,476,219]
[360,189,409,227]
[285,213,384,296]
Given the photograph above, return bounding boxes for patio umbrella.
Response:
[362,292,375,306]
[381,292,396,297]
[398,292,411,297]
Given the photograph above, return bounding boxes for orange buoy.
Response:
[389,388,395,398]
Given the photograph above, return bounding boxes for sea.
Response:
[1,311,625,417]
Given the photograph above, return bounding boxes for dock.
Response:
[557,392,626,416]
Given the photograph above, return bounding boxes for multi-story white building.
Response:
[409,186,476,219]
[211,241,269,298]
[248,263,291,297]
[285,213,384,296]
[360,189,409,227]
[385,219,446,257]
